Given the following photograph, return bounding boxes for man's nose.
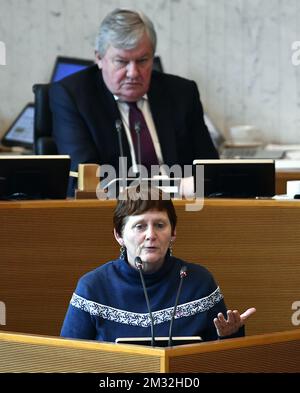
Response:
[126,61,139,78]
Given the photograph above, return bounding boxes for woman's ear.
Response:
[171,228,177,243]
[114,228,123,246]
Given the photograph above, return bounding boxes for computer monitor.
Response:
[193,159,275,198]
[1,103,34,149]
[50,56,94,82]
[1,57,94,150]
[0,155,71,200]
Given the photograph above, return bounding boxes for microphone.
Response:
[134,121,142,171]
[135,256,155,347]
[115,119,124,157]
[168,265,188,347]
[115,119,126,191]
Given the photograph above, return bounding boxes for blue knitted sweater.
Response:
[61,256,244,342]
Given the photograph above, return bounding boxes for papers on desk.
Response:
[284,151,300,160]
[269,144,300,162]
[265,144,300,151]
[272,194,297,200]
[265,143,300,166]
[275,160,300,170]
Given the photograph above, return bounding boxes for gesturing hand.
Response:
[213,307,256,337]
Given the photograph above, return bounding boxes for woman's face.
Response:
[114,209,176,273]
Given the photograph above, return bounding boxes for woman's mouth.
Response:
[143,246,158,252]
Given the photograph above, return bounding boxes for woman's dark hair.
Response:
[113,185,177,236]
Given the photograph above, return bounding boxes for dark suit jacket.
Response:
[49,65,218,193]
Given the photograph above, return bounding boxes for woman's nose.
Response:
[145,225,156,240]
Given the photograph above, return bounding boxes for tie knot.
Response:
[127,101,139,111]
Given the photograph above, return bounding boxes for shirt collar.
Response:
[114,94,148,103]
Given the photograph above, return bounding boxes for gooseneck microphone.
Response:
[115,119,126,191]
[115,119,124,157]
[134,121,142,171]
[168,265,188,347]
[135,256,155,347]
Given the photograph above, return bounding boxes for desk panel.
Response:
[0,329,299,373]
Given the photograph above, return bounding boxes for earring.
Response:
[169,240,174,257]
[119,245,126,260]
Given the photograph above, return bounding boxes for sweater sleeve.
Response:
[202,293,227,341]
[60,275,97,340]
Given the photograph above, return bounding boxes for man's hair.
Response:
[113,185,177,237]
[95,8,157,56]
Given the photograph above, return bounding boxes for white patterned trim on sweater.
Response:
[70,287,223,327]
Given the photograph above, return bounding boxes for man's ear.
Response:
[114,228,123,246]
[95,51,102,69]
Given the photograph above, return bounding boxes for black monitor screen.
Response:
[50,56,94,82]
[52,62,90,82]
[0,155,71,200]
[1,103,34,148]
[193,159,275,198]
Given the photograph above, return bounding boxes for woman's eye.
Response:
[135,224,146,231]
[156,222,165,229]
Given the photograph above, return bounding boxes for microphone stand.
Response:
[134,121,142,178]
[168,266,188,347]
[115,119,126,192]
[135,257,155,347]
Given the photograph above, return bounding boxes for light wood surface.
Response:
[1,199,300,337]
[0,329,299,372]
[165,328,300,372]
[0,330,164,373]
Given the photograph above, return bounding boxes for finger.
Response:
[227,310,236,325]
[214,317,231,337]
[241,307,256,322]
[213,317,220,328]
[213,318,223,335]
[217,312,227,324]
[232,310,241,325]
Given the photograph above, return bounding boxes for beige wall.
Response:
[0,0,299,143]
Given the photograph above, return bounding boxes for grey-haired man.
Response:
[50,9,218,195]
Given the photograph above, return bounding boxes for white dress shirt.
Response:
[114,95,164,173]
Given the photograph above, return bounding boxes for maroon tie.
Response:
[127,102,158,170]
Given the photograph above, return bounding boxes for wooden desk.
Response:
[0,329,299,372]
[1,199,300,336]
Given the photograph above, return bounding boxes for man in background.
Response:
[50,8,218,194]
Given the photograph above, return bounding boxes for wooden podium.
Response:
[1,199,300,337]
[0,329,300,372]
